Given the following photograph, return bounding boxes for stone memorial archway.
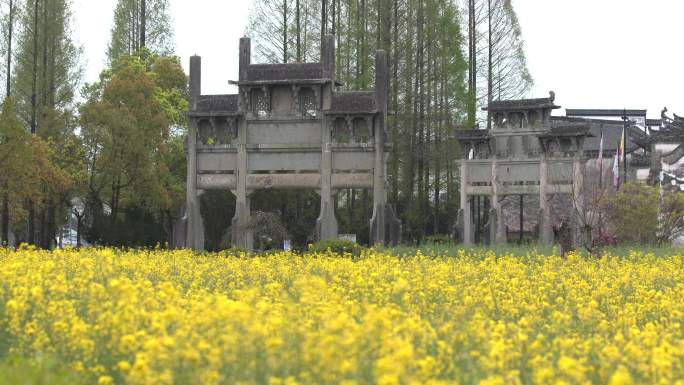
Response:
[182,36,400,250]
[455,94,591,246]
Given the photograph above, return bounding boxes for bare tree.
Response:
[460,0,533,124]
[547,156,613,255]
[234,211,290,251]
[246,0,296,63]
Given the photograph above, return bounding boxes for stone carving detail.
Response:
[353,117,371,143]
[252,88,270,116]
[197,118,236,145]
[300,88,318,116]
[333,117,351,143]
[291,85,300,113]
[509,112,522,129]
[198,119,213,145]
[529,110,540,126]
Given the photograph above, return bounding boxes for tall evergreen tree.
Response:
[245,0,468,243]
[11,0,81,246]
[1,0,17,244]
[107,0,174,62]
[0,0,16,101]
[80,54,188,247]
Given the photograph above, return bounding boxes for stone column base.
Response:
[488,208,507,245]
[316,200,338,242]
[537,208,553,245]
[453,209,464,244]
[231,199,253,251]
[370,204,401,246]
[172,209,187,249]
[453,208,474,246]
[185,197,205,251]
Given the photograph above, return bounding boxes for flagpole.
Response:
[622,110,628,184]
[598,128,603,239]
[598,128,603,189]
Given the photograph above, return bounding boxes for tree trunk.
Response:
[416,0,425,240]
[519,194,524,243]
[47,201,55,249]
[1,194,8,246]
[283,0,288,63]
[140,0,146,49]
[360,0,366,88]
[405,0,417,238]
[390,0,399,206]
[354,0,361,88]
[295,0,300,61]
[487,0,493,128]
[335,0,340,70]
[434,55,442,235]
[2,0,14,246]
[39,208,46,248]
[76,213,82,248]
[467,0,477,127]
[27,0,40,245]
[331,0,336,35]
[5,0,12,97]
[321,0,327,39]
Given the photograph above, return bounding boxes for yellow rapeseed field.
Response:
[1,247,684,385]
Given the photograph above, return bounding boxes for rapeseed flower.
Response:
[0,248,683,384]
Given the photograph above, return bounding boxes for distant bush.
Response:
[424,234,454,245]
[217,247,249,258]
[605,182,684,245]
[307,239,365,258]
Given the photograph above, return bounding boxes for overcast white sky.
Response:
[73,0,683,118]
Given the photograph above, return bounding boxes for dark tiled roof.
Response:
[646,119,663,127]
[663,145,684,166]
[552,117,644,152]
[196,94,238,113]
[486,97,559,111]
[650,116,684,143]
[455,129,490,140]
[245,63,325,82]
[540,123,591,138]
[566,109,647,118]
[329,91,377,113]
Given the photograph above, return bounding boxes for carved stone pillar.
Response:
[231,116,253,250]
[459,160,473,246]
[490,161,507,244]
[231,190,252,250]
[572,155,585,247]
[538,153,553,244]
[262,85,272,112]
[185,56,205,251]
[185,141,205,250]
[345,116,353,142]
[317,115,338,241]
[240,86,252,113]
[364,116,373,142]
[291,85,301,114]
[370,50,401,246]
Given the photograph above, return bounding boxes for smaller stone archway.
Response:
[455,93,591,246]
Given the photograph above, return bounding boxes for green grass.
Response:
[388,242,684,258]
[0,355,89,385]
